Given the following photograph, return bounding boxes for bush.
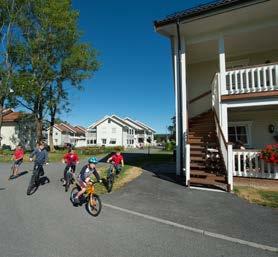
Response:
[75,146,125,156]
[2,144,12,151]
[164,141,175,151]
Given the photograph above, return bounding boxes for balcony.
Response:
[222,63,278,101]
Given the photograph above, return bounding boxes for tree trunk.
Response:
[49,116,55,152]
[35,115,43,143]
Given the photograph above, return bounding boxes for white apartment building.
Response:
[86,115,156,148]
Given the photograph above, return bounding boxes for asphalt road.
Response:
[0,159,277,257]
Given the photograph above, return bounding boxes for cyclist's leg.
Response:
[115,164,121,175]
[63,165,69,182]
[75,179,86,199]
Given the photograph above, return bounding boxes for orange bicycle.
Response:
[70,179,102,216]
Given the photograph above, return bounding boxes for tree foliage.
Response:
[4,0,99,147]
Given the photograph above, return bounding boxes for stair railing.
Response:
[211,73,233,191]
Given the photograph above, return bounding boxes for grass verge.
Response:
[234,186,278,208]
[94,165,142,195]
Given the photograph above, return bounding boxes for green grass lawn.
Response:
[234,186,278,208]
[93,164,142,194]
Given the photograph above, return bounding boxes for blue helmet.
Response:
[88,157,98,164]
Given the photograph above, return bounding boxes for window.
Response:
[90,140,93,144]
[228,122,251,146]
[112,127,116,133]
[94,139,97,144]
[102,139,107,145]
[55,132,58,136]
[110,138,116,144]
[108,119,111,124]
[55,139,58,143]
[87,140,90,144]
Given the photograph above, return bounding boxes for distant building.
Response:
[86,115,156,148]
[47,123,86,147]
[1,109,36,150]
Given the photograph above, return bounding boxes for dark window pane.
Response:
[228,127,236,134]
[236,126,246,134]
[228,135,236,142]
[238,134,247,144]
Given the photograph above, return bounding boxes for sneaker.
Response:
[9,175,16,180]
[74,197,80,204]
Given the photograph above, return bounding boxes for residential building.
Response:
[154,0,278,191]
[1,109,36,150]
[47,123,86,147]
[87,115,156,148]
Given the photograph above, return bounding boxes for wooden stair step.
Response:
[191,156,204,162]
[190,150,205,157]
[190,177,227,186]
[190,163,206,169]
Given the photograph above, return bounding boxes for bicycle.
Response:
[106,164,115,193]
[62,166,75,192]
[70,179,102,217]
[27,162,49,195]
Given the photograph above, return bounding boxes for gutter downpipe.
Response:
[176,20,185,180]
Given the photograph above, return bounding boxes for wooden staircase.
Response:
[188,110,227,190]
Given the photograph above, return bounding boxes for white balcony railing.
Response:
[225,63,278,95]
[233,150,278,179]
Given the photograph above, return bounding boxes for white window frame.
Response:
[228,121,252,147]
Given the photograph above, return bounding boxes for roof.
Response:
[2,111,21,122]
[125,117,156,133]
[135,120,156,133]
[111,115,139,130]
[74,126,86,135]
[154,0,256,28]
[88,116,129,129]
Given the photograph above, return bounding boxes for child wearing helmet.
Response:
[73,157,101,203]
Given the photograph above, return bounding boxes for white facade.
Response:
[155,0,278,186]
[1,111,36,150]
[47,124,86,147]
[87,115,155,148]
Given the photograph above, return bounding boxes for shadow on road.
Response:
[99,151,180,185]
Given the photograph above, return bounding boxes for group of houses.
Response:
[154,0,278,189]
[0,110,155,149]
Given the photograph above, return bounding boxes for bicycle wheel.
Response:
[106,167,115,193]
[65,171,72,192]
[70,187,79,204]
[86,194,102,217]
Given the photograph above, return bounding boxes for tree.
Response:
[12,0,99,147]
[0,0,24,146]
[168,116,176,140]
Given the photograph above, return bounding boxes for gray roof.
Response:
[154,0,256,28]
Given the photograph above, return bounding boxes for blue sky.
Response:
[60,0,212,133]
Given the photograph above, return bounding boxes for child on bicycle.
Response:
[107,148,124,175]
[29,141,49,176]
[73,157,101,204]
[62,148,79,185]
[10,145,24,179]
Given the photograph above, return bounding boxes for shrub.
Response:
[164,141,175,151]
[75,146,124,156]
[260,144,278,164]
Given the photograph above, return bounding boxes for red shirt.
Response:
[14,149,24,160]
[112,154,123,165]
[64,153,79,165]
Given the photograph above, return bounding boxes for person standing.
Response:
[9,145,24,179]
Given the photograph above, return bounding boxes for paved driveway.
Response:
[0,159,277,257]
